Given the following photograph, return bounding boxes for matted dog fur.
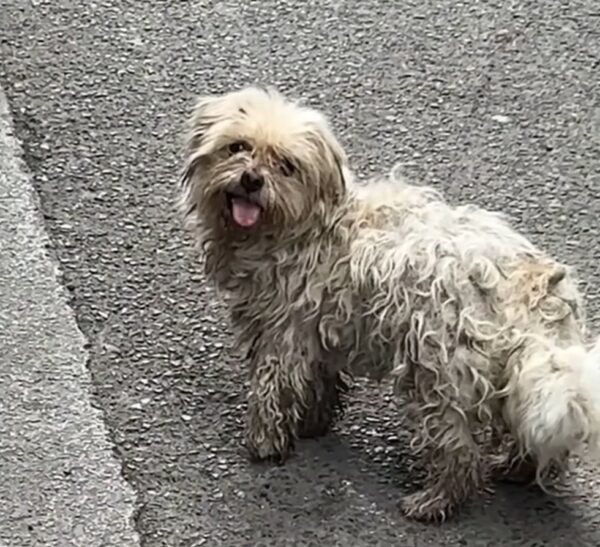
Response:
[178,86,600,521]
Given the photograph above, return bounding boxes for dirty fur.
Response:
[178,86,600,522]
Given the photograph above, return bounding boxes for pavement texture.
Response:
[0,87,139,546]
[1,0,599,545]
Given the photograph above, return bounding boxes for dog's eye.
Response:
[228,141,250,155]
[281,158,296,177]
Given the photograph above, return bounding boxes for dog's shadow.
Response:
[234,381,597,546]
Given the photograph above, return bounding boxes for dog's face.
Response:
[181,87,348,237]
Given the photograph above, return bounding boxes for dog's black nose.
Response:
[240,171,264,193]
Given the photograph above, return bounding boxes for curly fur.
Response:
[178,86,600,521]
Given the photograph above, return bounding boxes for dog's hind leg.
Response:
[297,368,351,439]
[400,406,486,522]
[398,341,493,522]
[501,261,600,480]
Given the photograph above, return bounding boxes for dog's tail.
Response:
[505,335,600,475]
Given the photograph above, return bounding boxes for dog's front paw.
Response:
[245,428,293,464]
[400,489,456,523]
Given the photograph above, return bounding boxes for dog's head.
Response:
[180,87,349,238]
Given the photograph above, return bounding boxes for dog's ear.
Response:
[306,115,350,200]
[180,95,223,189]
[186,95,222,153]
[334,153,348,192]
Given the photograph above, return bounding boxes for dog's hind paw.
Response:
[400,489,456,523]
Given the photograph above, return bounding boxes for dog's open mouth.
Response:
[226,193,262,228]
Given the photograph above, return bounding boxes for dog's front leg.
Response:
[244,337,314,463]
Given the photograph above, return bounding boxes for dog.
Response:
[178,86,600,521]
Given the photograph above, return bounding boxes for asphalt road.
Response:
[1,1,599,546]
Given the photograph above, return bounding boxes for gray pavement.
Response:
[0,88,139,546]
[1,0,600,545]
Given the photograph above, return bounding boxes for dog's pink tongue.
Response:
[231,197,261,227]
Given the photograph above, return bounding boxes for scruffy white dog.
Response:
[178,86,600,521]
